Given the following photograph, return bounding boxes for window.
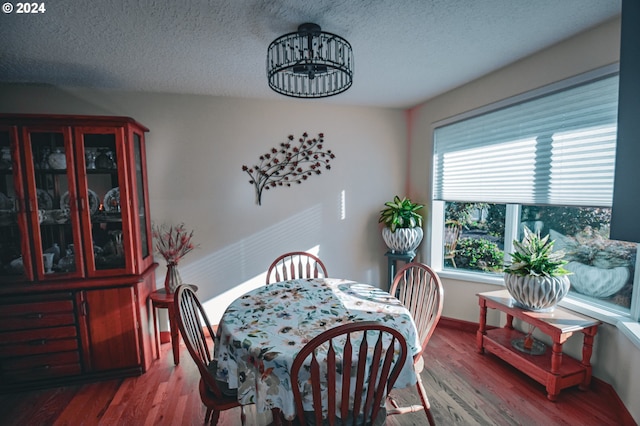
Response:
[430,65,639,320]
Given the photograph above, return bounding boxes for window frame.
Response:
[427,63,640,347]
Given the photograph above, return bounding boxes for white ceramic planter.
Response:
[504,273,570,312]
[382,227,423,253]
[565,261,629,298]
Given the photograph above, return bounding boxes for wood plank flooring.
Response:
[0,324,635,426]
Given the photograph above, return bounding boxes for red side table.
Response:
[477,289,600,401]
[149,285,198,365]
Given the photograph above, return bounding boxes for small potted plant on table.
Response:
[504,226,571,312]
[378,196,425,254]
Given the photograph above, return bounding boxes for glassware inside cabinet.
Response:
[29,131,78,275]
[0,130,26,279]
[83,133,126,271]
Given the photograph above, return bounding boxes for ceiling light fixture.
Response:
[267,23,353,98]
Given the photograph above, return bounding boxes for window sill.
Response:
[438,269,640,350]
[559,297,640,349]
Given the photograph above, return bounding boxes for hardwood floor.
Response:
[0,324,635,426]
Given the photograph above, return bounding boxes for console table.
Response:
[476,290,600,401]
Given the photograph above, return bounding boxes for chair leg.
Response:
[210,410,220,425]
[204,408,212,424]
[416,374,436,426]
[241,406,246,425]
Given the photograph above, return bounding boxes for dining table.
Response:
[214,277,422,421]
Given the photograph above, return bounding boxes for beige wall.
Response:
[409,17,640,423]
[0,87,406,320]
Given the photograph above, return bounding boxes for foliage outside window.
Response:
[444,202,504,273]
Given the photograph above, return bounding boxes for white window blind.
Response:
[433,74,619,207]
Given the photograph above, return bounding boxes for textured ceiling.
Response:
[0,0,621,108]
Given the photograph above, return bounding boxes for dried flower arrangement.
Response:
[152,222,198,265]
[242,132,335,205]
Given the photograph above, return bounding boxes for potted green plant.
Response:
[504,226,571,312]
[378,196,425,253]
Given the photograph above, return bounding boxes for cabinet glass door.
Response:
[133,133,151,261]
[23,127,84,280]
[0,127,31,281]
[78,129,129,275]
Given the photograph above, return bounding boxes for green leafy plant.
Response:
[485,203,506,237]
[378,196,424,233]
[445,202,484,226]
[521,206,611,236]
[504,227,569,277]
[453,238,503,272]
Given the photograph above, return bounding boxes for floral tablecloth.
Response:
[215,278,421,420]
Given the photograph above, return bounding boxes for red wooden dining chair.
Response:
[290,321,408,426]
[266,251,328,284]
[386,262,444,426]
[174,285,247,425]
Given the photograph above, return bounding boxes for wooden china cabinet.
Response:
[0,114,157,391]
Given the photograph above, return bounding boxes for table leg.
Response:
[505,314,514,330]
[546,384,559,402]
[579,325,598,389]
[551,341,563,375]
[477,299,487,354]
[547,342,563,402]
[152,303,160,360]
[168,304,180,365]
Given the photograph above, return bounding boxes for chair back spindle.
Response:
[291,321,408,426]
[266,251,328,284]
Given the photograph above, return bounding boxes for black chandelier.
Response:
[266,23,353,98]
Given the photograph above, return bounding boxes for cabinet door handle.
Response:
[34,365,51,372]
[28,339,48,346]
[25,313,44,319]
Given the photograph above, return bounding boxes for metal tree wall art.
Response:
[242,132,335,205]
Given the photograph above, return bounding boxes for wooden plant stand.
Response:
[149,284,198,366]
[477,290,600,401]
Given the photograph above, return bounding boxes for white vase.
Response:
[565,261,629,298]
[382,227,423,253]
[164,262,183,293]
[47,148,66,169]
[504,273,570,312]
